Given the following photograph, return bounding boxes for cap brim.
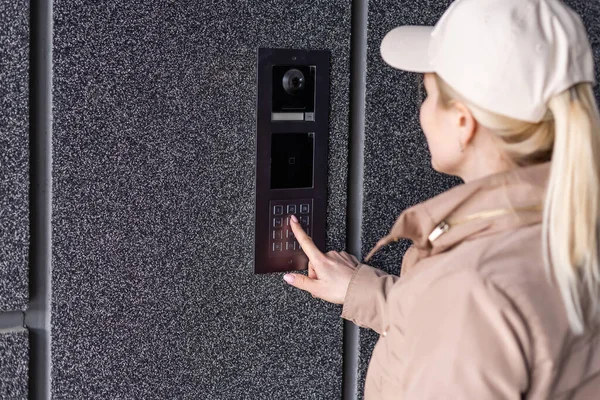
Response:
[380,26,434,73]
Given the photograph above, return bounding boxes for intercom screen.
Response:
[270,132,314,189]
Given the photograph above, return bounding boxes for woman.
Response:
[283,0,600,398]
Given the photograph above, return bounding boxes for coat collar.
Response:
[364,161,552,262]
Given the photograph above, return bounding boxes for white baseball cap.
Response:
[380,0,596,123]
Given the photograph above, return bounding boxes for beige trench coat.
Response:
[341,161,600,399]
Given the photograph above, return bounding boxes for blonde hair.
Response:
[434,73,600,334]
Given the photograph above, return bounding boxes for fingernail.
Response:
[283,274,295,284]
[291,215,298,223]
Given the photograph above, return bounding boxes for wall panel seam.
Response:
[26,0,53,398]
[343,1,368,399]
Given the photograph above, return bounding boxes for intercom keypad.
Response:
[269,198,313,256]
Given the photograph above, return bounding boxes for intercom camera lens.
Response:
[282,69,305,95]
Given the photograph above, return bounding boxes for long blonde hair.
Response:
[433,73,600,334]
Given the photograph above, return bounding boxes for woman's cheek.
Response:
[420,100,447,172]
[420,101,436,152]
[419,102,430,139]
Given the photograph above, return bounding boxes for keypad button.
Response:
[300,204,310,214]
[286,230,295,239]
[286,241,296,251]
[273,230,283,240]
[287,204,297,214]
[273,205,284,215]
[273,242,283,252]
[300,216,309,226]
[273,217,283,228]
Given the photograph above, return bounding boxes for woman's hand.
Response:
[282,214,361,304]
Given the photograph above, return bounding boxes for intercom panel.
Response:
[254,48,330,274]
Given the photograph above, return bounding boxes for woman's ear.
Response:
[453,101,477,146]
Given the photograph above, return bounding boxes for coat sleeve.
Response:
[340,263,400,335]
[398,269,531,399]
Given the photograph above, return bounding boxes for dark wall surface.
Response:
[52,0,351,398]
[0,0,30,397]
[0,330,28,399]
[0,0,29,312]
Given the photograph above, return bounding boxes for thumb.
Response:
[283,273,318,295]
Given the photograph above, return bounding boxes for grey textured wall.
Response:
[0,0,29,312]
[0,330,28,399]
[0,0,29,398]
[52,0,350,398]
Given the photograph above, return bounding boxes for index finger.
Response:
[289,215,324,262]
